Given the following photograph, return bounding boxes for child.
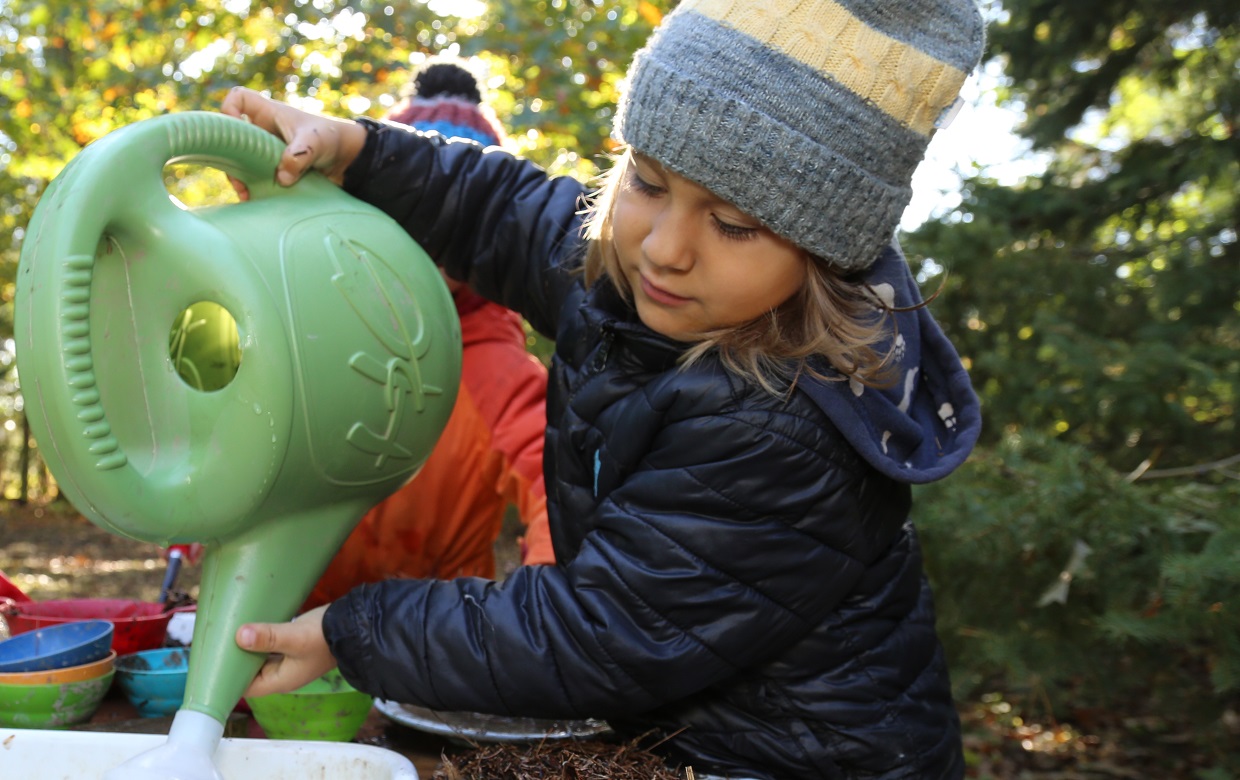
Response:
[229,1,985,777]
[304,56,555,611]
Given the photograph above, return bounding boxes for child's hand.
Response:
[235,605,338,697]
[220,86,367,197]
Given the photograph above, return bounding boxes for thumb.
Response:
[235,621,286,654]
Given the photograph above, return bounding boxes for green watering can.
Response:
[15,111,461,779]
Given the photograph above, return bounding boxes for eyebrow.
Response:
[632,152,764,227]
[632,152,664,173]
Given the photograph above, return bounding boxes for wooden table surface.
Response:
[81,688,464,778]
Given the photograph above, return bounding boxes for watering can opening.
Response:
[163,161,241,211]
[169,301,242,394]
[163,165,249,399]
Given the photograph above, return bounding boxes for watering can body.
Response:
[15,111,461,723]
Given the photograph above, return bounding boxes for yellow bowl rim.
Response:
[0,649,117,686]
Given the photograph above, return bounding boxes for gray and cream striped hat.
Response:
[614,0,986,273]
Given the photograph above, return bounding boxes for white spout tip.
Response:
[102,709,226,780]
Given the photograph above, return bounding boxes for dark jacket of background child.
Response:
[322,122,968,780]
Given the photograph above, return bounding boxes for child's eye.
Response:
[712,216,759,241]
[626,169,665,197]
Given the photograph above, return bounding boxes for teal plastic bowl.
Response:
[113,647,189,718]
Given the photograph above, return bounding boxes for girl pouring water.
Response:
[230,1,985,776]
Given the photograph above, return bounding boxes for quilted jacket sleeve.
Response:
[342,120,589,339]
[323,398,876,720]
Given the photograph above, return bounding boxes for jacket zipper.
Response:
[589,327,614,375]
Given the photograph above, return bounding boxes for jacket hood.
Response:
[798,241,981,484]
[584,243,981,484]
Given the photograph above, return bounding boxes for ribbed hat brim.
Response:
[614,0,985,272]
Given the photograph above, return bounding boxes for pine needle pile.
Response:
[432,737,692,780]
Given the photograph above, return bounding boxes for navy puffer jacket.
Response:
[323,120,964,780]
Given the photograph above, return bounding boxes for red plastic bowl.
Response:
[0,599,193,655]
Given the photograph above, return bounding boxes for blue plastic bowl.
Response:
[0,619,114,673]
[113,647,190,718]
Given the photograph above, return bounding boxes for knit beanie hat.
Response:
[614,0,986,273]
[387,59,506,147]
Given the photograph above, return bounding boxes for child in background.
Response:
[228,1,985,777]
[304,57,554,610]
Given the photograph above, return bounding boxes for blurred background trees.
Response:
[0,0,660,501]
[907,0,1238,474]
[903,1,1239,772]
[0,0,1237,773]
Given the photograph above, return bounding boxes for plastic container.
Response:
[0,650,115,686]
[15,109,461,729]
[0,619,113,672]
[0,569,31,604]
[0,669,114,728]
[246,669,374,742]
[114,647,190,718]
[0,727,418,778]
[0,598,185,655]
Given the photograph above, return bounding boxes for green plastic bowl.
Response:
[0,668,114,728]
[246,669,373,742]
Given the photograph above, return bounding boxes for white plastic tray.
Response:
[0,727,418,779]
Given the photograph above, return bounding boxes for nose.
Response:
[642,203,695,272]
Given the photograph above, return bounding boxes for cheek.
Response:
[785,258,810,295]
[778,263,810,306]
[742,254,808,312]
[611,193,650,248]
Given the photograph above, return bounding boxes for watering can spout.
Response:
[182,504,371,723]
[102,711,226,780]
[17,111,461,777]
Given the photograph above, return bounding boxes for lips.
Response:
[640,275,692,305]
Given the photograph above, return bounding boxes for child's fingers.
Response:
[244,656,292,698]
[222,87,304,183]
[236,617,334,698]
[221,87,299,188]
[275,126,324,187]
[244,656,296,699]
[226,174,251,202]
[219,86,249,118]
[219,86,361,188]
[220,86,274,129]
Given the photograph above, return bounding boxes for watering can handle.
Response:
[18,110,300,541]
[161,111,288,193]
[47,112,287,474]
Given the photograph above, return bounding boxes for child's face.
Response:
[612,153,808,342]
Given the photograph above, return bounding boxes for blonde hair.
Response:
[582,148,901,397]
